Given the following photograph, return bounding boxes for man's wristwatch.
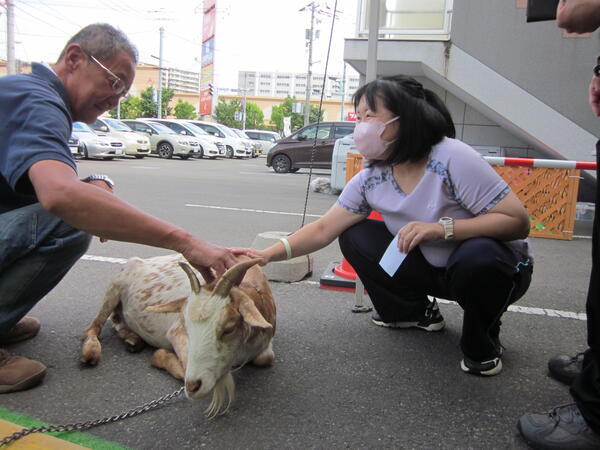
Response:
[82,174,115,189]
[438,217,455,240]
[594,56,600,77]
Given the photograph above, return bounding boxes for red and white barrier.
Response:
[485,156,597,170]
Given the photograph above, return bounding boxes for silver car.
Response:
[244,129,282,156]
[145,119,224,159]
[90,118,151,159]
[72,122,125,160]
[121,119,202,159]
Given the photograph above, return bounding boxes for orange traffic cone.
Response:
[319,211,383,292]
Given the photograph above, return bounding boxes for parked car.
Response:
[244,129,281,156]
[184,120,252,158]
[145,119,225,159]
[68,134,83,159]
[90,118,151,159]
[121,119,205,159]
[231,128,261,158]
[72,122,125,160]
[266,121,355,173]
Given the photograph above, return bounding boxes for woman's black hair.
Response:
[352,75,455,166]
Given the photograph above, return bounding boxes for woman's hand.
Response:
[229,247,270,265]
[397,221,444,253]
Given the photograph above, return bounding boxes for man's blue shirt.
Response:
[0,63,77,213]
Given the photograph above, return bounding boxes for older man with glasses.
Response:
[0,23,240,393]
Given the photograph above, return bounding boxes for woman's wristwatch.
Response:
[594,56,600,77]
[82,174,115,189]
[438,217,455,240]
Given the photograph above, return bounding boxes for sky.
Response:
[0,0,359,91]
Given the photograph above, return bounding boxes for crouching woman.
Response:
[246,77,533,376]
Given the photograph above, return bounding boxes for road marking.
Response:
[185,203,323,218]
[434,298,586,321]
[131,166,159,169]
[238,171,277,175]
[81,255,127,264]
[81,254,587,321]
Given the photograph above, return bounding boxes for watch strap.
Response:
[438,217,455,240]
[82,174,114,189]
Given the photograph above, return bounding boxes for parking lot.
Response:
[0,155,593,449]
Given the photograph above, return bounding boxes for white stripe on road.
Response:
[435,298,586,321]
[81,255,128,264]
[81,254,587,321]
[185,203,323,218]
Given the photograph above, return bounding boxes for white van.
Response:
[183,120,252,158]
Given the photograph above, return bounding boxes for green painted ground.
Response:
[0,408,128,449]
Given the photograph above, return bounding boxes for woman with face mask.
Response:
[241,76,532,377]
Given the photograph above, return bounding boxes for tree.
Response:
[138,86,175,118]
[215,98,265,129]
[215,98,242,128]
[174,100,197,119]
[108,95,142,119]
[244,103,264,129]
[270,96,326,132]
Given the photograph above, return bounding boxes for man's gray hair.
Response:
[57,23,138,64]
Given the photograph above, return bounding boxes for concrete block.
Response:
[251,231,313,282]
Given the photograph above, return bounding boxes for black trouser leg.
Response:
[571,140,600,434]
[338,220,437,321]
[446,238,532,361]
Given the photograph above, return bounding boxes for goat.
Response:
[80,254,276,417]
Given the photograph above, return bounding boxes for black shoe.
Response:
[460,355,503,376]
[548,352,584,386]
[518,403,600,449]
[371,298,445,332]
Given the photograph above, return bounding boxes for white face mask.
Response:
[353,116,399,160]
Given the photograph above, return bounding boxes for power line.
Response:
[13,3,69,36]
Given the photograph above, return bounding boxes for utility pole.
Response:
[340,63,346,120]
[6,0,16,75]
[302,2,316,126]
[366,0,380,83]
[241,71,247,130]
[157,26,164,118]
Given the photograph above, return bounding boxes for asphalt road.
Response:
[0,155,593,449]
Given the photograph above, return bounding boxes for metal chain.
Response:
[0,386,184,447]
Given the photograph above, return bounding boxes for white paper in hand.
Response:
[379,235,407,276]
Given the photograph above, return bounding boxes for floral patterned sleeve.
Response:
[336,169,372,216]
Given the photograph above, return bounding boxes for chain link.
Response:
[0,386,184,447]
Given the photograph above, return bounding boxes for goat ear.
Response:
[178,262,201,295]
[145,297,186,313]
[238,295,272,329]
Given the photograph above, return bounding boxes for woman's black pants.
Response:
[338,219,533,361]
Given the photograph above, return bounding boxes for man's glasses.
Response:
[86,53,127,97]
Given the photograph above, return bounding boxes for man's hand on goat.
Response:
[182,239,240,283]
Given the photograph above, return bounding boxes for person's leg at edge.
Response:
[570,138,600,433]
[338,219,446,326]
[0,203,91,393]
[445,237,532,365]
[517,142,600,449]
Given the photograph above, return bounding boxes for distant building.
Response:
[237,70,360,101]
[161,67,200,93]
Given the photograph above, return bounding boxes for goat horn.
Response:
[212,257,262,298]
[179,262,201,295]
